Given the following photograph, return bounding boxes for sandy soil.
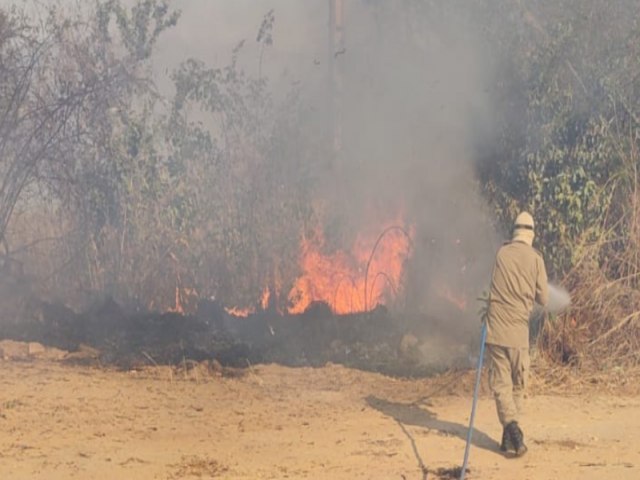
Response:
[0,350,638,479]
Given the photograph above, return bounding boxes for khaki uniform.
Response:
[486,240,548,426]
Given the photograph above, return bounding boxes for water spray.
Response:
[546,283,571,314]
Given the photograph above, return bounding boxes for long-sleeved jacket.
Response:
[486,240,548,348]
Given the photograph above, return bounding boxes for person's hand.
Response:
[477,291,489,324]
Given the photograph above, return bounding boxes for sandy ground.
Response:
[0,352,639,480]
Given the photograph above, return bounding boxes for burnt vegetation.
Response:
[0,0,638,378]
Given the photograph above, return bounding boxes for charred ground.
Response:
[0,293,473,376]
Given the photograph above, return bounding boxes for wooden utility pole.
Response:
[328,0,345,153]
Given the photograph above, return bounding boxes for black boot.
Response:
[500,425,514,452]
[506,421,528,457]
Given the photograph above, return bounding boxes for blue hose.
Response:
[459,320,488,480]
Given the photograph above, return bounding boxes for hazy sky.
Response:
[0,0,330,90]
[153,0,329,94]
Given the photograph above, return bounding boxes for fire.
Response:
[261,287,270,310]
[225,306,253,318]
[287,219,413,314]
[436,284,467,311]
[224,287,272,317]
[167,286,198,314]
[164,219,413,317]
[167,287,184,314]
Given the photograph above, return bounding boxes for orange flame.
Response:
[167,287,185,314]
[163,214,415,317]
[224,286,272,317]
[166,286,199,314]
[287,219,413,314]
[436,284,467,311]
[225,306,253,318]
[192,216,413,317]
[260,287,270,310]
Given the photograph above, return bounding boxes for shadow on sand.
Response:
[366,394,499,475]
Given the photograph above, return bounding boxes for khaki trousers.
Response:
[486,343,530,426]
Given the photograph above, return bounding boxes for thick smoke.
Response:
[155,2,502,342]
[330,3,498,312]
[1,0,503,365]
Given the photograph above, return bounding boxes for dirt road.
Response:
[0,356,638,479]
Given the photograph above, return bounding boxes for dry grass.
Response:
[529,196,640,388]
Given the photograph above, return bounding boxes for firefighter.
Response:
[485,211,548,457]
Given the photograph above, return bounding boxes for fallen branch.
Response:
[589,311,640,346]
